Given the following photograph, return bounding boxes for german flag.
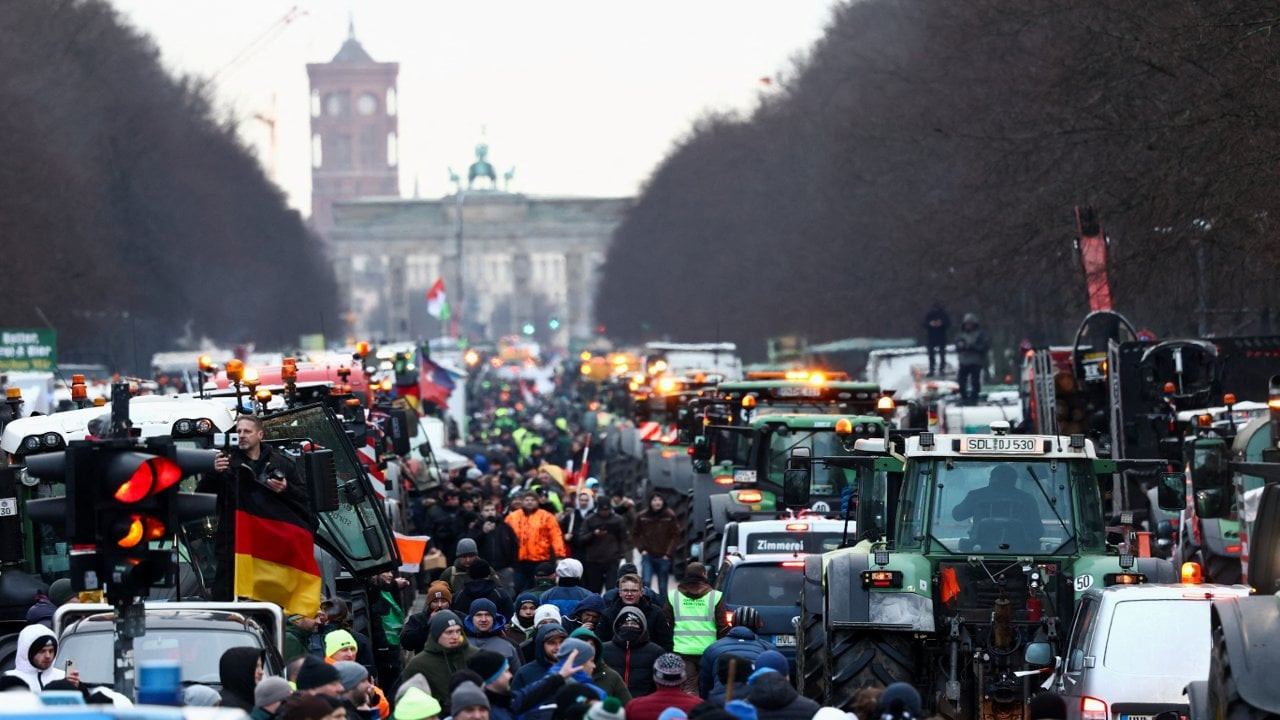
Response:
[233,501,321,617]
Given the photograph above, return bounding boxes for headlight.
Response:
[174,419,193,435]
[41,432,62,448]
[21,436,40,452]
[195,418,213,434]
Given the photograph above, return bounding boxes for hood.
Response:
[14,624,56,675]
[463,576,498,594]
[725,626,757,641]
[465,599,509,635]
[962,313,979,326]
[747,671,800,710]
[611,606,650,645]
[675,579,713,598]
[219,646,264,700]
[534,623,569,664]
[571,594,606,617]
[568,627,605,665]
[574,491,596,514]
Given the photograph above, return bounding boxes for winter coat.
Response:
[454,577,515,620]
[568,627,632,704]
[561,505,594,558]
[466,519,520,570]
[699,627,780,698]
[3,624,65,690]
[396,636,478,714]
[956,314,990,367]
[485,667,569,720]
[747,671,821,720]
[562,594,608,636]
[540,581,593,618]
[426,505,466,564]
[506,508,568,563]
[581,511,627,565]
[632,507,681,557]
[600,595,673,651]
[626,687,703,720]
[218,646,264,710]
[464,602,523,671]
[923,305,950,345]
[601,606,665,696]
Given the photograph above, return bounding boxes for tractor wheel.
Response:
[1247,484,1280,593]
[1208,620,1271,720]
[797,558,828,703]
[828,629,916,711]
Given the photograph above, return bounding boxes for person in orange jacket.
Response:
[505,490,568,594]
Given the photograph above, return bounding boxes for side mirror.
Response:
[1157,472,1186,511]
[782,448,812,509]
[1188,439,1231,493]
[1195,487,1230,519]
[1024,641,1053,668]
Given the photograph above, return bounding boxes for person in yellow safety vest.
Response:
[662,563,727,695]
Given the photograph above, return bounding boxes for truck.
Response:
[791,423,1179,716]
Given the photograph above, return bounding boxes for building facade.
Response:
[328,192,629,344]
[306,25,400,234]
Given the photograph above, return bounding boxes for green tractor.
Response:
[791,423,1180,718]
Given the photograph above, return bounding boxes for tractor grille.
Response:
[937,561,1059,624]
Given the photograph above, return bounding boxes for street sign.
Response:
[0,328,56,371]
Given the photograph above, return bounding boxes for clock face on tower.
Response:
[326,93,347,116]
[357,93,377,116]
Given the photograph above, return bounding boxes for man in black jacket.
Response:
[198,414,310,601]
[467,499,520,596]
[581,501,627,594]
[599,574,673,651]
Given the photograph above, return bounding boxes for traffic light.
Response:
[548,318,560,331]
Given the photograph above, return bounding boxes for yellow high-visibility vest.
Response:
[669,589,721,655]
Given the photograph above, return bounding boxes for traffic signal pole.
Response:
[106,381,141,700]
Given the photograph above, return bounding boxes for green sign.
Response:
[299,334,326,352]
[0,329,56,371]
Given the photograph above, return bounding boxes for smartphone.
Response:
[64,659,74,673]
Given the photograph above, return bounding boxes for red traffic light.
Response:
[112,454,182,503]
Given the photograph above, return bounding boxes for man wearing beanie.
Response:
[251,676,292,720]
[4,623,72,690]
[325,629,359,663]
[548,638,607,701]
[579,495,627,594]
[542,559,593,617]
[296,655,345,698]
[662,563,726,693]
[699,608,779,698]
[395,686,443,720]
[506,490,568,593]
[441,538,483,595]
[600,574,673,652]
[601,607,664,696]
[466,499,520,597]
[508,592,542,644]
[470,648,584,720]
[335,660,375,718]
[397,610,478,716]
[520,605,564,663]
[454,558,515,620]
[462,599,522,671]
[875,682,921,720]
[586,697,627,720]
[402,580,458,653]
[452,681,491,720]
[745,667,820,720]
[217,646,265,710]
[625,654,701,720]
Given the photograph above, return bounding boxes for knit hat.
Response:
[586,697,625,720]
[683,562,707,580]
[394,674,434,704]
[535,561,557,577]
[429,610,463,642]
[534,604,562,626]
[254,676,293,707]
[653,653,687,687]
[334,660,369,691]
[183,684,222,706]
[617,563,638,579]
[725,701,757,720]
[467,650,510,685]
[468,598,499,619]
[747,667,779,686]
[556,637,596,664]
[468,558,493,580]
[48,579,75,606]
[394,687,443,720]
[457,538,478,557]
[516,592,540,611]
[451,681,490,712]
[812,709,853,720]
[755,650,788,675]
[659,710,688,720]
[324,629,358,658]
[427,580,453,604]
[295,655,341,691]
[877,682,922,720]
[557,558,584,578]
[466,468,483,481]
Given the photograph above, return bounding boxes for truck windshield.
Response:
[767,430,854,496]
[927,459,1083,555]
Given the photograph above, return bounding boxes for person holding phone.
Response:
[4,624,79,690]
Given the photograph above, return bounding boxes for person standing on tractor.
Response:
[955,313,990,405]
[922,300,951,377]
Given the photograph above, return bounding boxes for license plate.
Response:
[734,470,757,484]
[772,634,796,648]
[959,436,1040,454]
[0,498,16,517]
[1120,715,1154,720]
[775,386,821,398]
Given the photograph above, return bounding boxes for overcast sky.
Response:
[107,1,841,216]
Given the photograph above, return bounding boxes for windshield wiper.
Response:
[1026,464,1075,547]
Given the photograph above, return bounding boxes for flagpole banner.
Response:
[427,278,450,320]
